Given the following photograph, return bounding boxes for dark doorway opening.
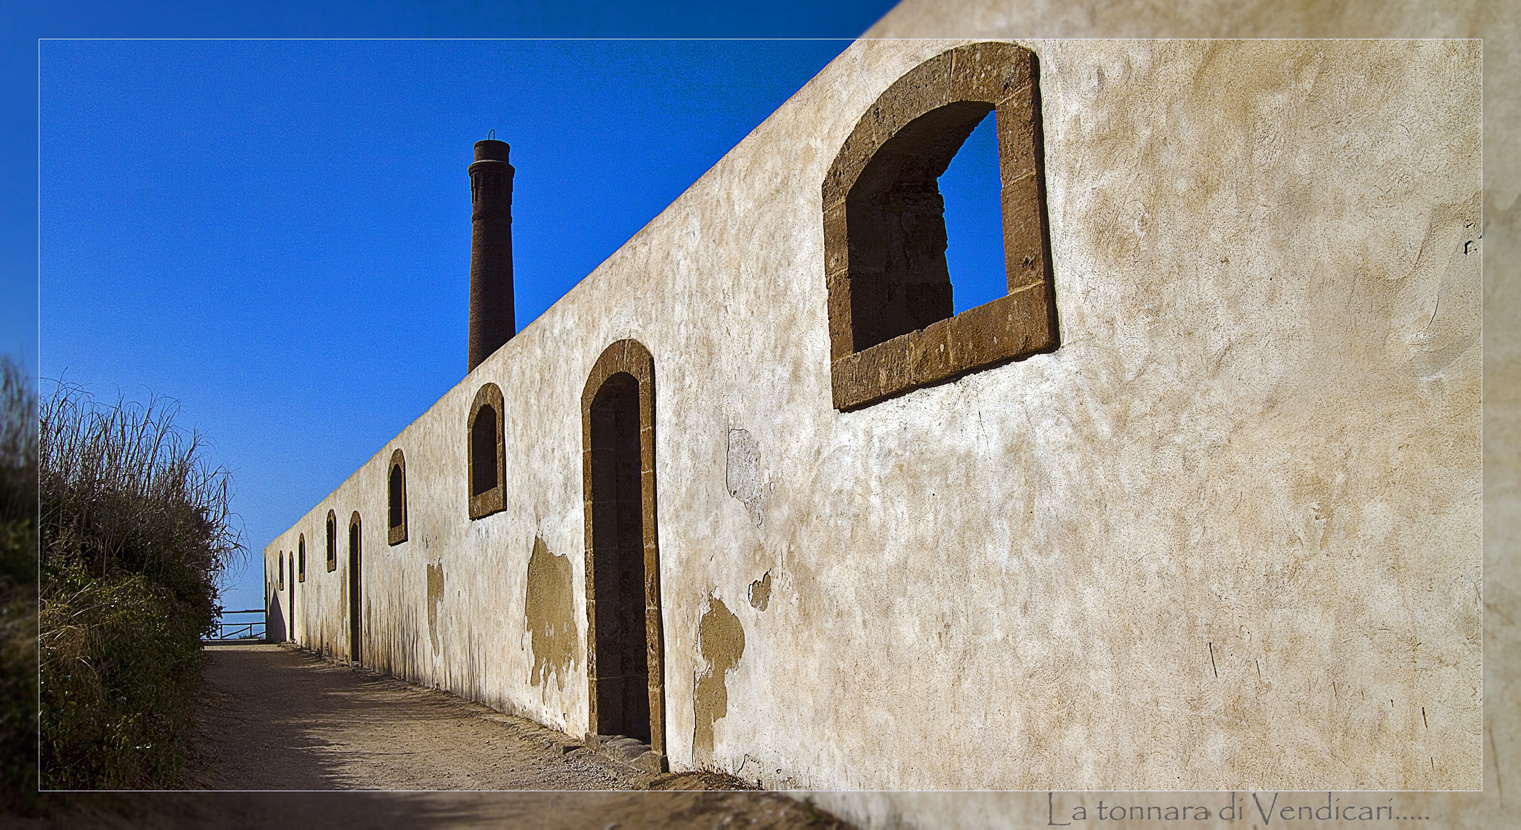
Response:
[582,340,666,770]
[589,372,649,743]
[349,514,362,664]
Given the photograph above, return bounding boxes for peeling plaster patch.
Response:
[748,571,772,611]
[525,536,576,691]
[426,561,445,654]
[694,597,746,760]
[726,428,765,527]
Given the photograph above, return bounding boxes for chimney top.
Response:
[474,139,510,163]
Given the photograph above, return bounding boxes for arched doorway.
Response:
[288,554,296,642]
[349,512,362,664]
[582,339,665,767]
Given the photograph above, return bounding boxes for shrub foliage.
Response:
[39,381,239,789]
[0,356,38,812]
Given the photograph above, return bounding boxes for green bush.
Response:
[0,355,37,814]
[0,521,36,814]
[38,381,239,790]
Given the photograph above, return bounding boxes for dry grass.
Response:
[38,377,240,790]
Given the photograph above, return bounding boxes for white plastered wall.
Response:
[265,29,1484,809]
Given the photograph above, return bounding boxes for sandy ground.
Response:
[10,643,853,829]
[194,643,642,791]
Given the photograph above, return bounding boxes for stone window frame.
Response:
[298,535,306,583]
[822,41,1059,411]
[387,448,408,545]
[580,338,667,765]
[326,510,338,572]
[468,382,506,520]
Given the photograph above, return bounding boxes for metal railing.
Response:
[204,608,266,643]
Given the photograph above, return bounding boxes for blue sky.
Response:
[25,2,1013,623]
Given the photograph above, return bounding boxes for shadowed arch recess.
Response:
[581,339,666,769]
[467,383,505,519]
[387,448,408,545]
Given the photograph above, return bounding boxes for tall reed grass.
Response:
[38,379,239,789]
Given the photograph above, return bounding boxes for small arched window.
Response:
[326,509,338,572]
[298,535,306,582]
[823,41,1058,410]
[278,551,285,590]
[468,383,506,519]
[388,448,408,545]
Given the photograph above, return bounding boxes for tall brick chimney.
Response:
[468,137,515,373]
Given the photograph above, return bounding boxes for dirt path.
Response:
[136,643,857,829]
[197,643,639,790]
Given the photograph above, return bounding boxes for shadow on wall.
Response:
[368,582,427,687]
[267,594,286,642]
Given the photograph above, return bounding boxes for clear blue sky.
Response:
[25,1,1009,623]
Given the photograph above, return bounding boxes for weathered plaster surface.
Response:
[694,596,746,763]
[265,25,1485,811]
[748,571,772,611]
[725,429,765,527]
[525,536,576,694]
[794,1,1508,828]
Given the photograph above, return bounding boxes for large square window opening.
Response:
[823,41,1058,411]
[846,102,1001,351]
[939,112,1007,316]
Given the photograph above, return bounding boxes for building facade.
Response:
[266,31,1481,805]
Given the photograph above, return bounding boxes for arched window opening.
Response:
[823,41,1058,410]
[278,551,285,590]
[388,448,408,545]
[845,98,994,349]
[326,509,338,572]
[467,383,505,519]
[298,535,306,583]
[471,408,498,495]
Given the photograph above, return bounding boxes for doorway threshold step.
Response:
[586,733,668,773]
